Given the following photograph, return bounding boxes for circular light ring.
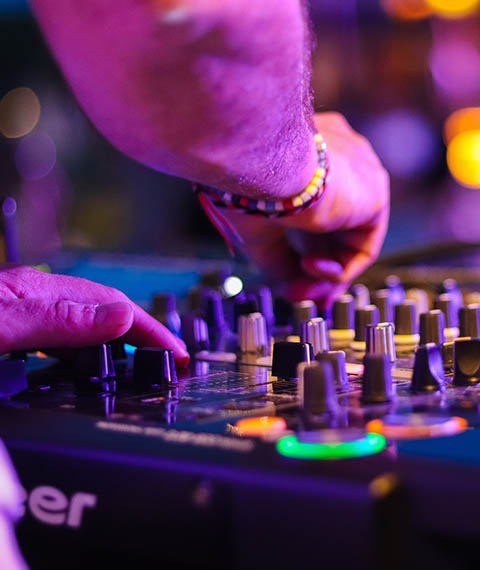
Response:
[276,432,386,460]
[366,416,467,440]
[234,416,287,437]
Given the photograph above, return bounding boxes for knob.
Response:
[405,288,429,316]
[238,312,268,355]
[299,317,329,356]
[459,304,480,338]
[332,294,355,329]
[181,313,209,352]
[438,278,462,313]
[411,343,446,393]
[362,353,394,403]
[434,293,459,341]
[273,297,293,327]
[108,339,127,361]
[293,300,317,333]
[384,274,405,306]
[453,338,480,386]
[353,305,380,342]
[151,293,181,336]
[419,310,446,345]
[0,358,27,397]
[372,289,393,323]
[350,283,370,309]
[394,301,418,335]
[74,344,115,386]
[252,285,275,334]
[134,348,177,387]
[298,361,339,415]
[316,350,349,390]
[271,341,312,379]
[203,289,227,335]
[365,322,396,362]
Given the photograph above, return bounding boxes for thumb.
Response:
[0,299,133,353]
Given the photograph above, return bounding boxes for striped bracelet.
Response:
[193,132,329,218]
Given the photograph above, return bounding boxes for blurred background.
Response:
[1,0,480,266]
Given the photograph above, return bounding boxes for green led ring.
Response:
[276,432,386,460]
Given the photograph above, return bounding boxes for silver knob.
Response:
[238,312,267,355]
[365,322,396,362]
[299,317,329,356]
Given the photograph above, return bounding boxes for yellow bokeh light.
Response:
[425,0,480,19]
[447,129,480,188]
[0,87,41,139]
[380,0,432,21]
[444,108,480,145]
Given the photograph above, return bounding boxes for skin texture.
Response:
[0,265,189,366]
[17,0,390,353]
[221,113,390,306]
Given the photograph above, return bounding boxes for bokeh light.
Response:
[15,132,56,181]
[430,40,480,102]
[444,108,480,144]
[223,276,243,297]
[0,87,40,138]
[447,129,480,188]
[380,0,432,21]
[363,109,437,178]
[425,0,480,19]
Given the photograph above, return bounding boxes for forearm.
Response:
[30,0,316,198]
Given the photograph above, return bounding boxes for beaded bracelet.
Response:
[193,132,329,218]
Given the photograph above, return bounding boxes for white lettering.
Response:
[29,486,68,526]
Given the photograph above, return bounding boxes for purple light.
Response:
[363,109,437,178]
[15,132,56,181]
[430,39,480,101]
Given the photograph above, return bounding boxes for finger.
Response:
[0,299,134,354]
[8,268,189,365]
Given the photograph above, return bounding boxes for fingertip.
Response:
[95,302,134,333]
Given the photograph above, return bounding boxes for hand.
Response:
[220,112,390,306]
[0,265,189,366]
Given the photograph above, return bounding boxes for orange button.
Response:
[366,416,467,440]
[235,416,287,437]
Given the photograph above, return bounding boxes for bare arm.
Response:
[30,0,317,199]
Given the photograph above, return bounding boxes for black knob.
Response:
[299,361,339,415]
[384,274,405,306]
[354,305,380,342]
[108,339,127,361]
[434,293,459,330]
[362,353,394,403]
[394,301,418,335]
[453,338,480,386]
[74,344,115,387]
[0,358,27,397]
[372,289,394,323]
[151,293,181,335]
[332,294,355,330]
[134,348,177,387]
[271,341,313,379]
[316,350,349,390]
[273,297,294,327]
[187,285,203,312]
[419,310,446,345]
[411,343,446,392]
[181,313,209,352]
[459,304,480,338]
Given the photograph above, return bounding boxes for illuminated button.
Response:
[276,430,386,460]
[235,416,287,437]
[366,414,468,440]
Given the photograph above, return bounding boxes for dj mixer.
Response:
[3,257,480,570]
